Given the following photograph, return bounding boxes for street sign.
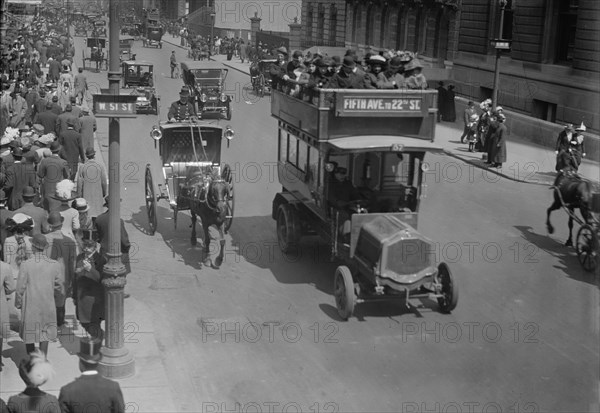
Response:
[93,94,138,118]
[335,93,428,117]
[491,39,512,50]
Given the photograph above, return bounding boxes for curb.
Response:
[444,150,553,186]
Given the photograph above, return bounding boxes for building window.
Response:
[352,4,359,43]
[532,99,557,123]
[414,9,423,52]
[306,4,313,42]
[501,0,514,40]
[395,8,405,50]
[365,4,375,46]
[317,4,325,42]
[329,5,337,45]
[556,0,578,63]
[380,6,388,49]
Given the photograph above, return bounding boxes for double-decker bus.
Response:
[6,0,41,23]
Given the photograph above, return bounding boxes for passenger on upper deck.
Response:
[404,58,428,90]
[364,55,387,89]
[328,56,366,89]
[269,47,288,91]
[307,58,330,90]
[329,56,341,75]
[376,57,406,89]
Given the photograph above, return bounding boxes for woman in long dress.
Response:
[3,213,34,276]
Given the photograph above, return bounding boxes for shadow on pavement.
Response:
[514,225,599,287]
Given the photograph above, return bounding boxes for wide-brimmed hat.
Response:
[78,337,102,364]
[6,213,33,233]
[389,56,403,69]
[47,211,64,228]
[404,58,423,71]
[32,124,45,134]
[368,55,387,65]
[276,46,288,55]
[72,198,89,212]
[18,351,55,387]
[31,233,49,250]
[52,179,76,201]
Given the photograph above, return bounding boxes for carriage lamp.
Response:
[220,93,228,102]
[421,162,430,172]
[200,93,208,103]
[224,126,235,140]
[325,162,336,173]
[150,125,162,140]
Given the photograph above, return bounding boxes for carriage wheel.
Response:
[334,266,355,321]
[276,204,300,253]
[576,224,598,272]
[258,74,265,97]
[437,262,458,313]
[145,164,157,235]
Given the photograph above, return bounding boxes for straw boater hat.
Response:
[72,198,89,212]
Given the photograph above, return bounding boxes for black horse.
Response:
[546,164,592,246]
[188,175,230,269]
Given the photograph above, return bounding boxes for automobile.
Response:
[122,60,154,88]
[130,86,159,115]
[143,26,163,48]
[181,61,232,120]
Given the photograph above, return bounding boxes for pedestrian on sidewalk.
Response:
[3,213,34,277]
[477,99,493,154]
[59,338,125,412]
[170,51,177,78]
[0,244,16,372]
[74,239,105,341]
[15,233,62,356]
[445,85,457,122]
[239,40,247,64]
[77,148,107,219]
[436,81,446,122]
[460,101,477,143]
[6,351,59,412]
[491,113,508,168]
[14,186,47,235]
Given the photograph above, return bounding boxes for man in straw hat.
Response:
[58,337,125,411]
[7,351,59,410]
[14,186,47,235]
[168,86,197,122]
[15,233,62,356]
[37,140,69,212]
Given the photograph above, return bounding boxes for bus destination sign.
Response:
[336,95,427,117]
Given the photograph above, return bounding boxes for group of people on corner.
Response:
[0,7,130,412]
[460,99,508,168]
[554,122,587,173]
[262,47,429,99]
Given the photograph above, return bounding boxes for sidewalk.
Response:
[162,34,600,185]
[0,43,177,412]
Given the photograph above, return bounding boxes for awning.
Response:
[326,135,445,153]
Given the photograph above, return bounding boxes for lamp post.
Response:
[98,0,135,379]
[210,10,215,53]
[491,0,508,108]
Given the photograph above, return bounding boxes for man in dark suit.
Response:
[14,186,47,235]
[56,104,81,136]
[37,141,69,212]
[58,338,126,413]
[4,148,38,211]
[59,117,85,180]
[328,56,366,89]
[0,190,15,258]
[35,101,59,135]
[49,95,62,115]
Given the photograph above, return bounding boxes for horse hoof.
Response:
[214,257,223,267]
[203,258,212,268]
[565,240,573,247]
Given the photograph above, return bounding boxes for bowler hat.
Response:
[52,96,58,102]
[179,86,190,96]
[78,337,102,364]
[342,56,356,68]
[65,104,72,111]
[22,186,36,199]
[85,147,95,157]
[292,50,303,59]
[50,141,60,152]
[31,233,49,250]
[66,117,76,127]
[47,211,64,228]
[45,101,53,109]
[12,147,23,157]
[18,351,54,387]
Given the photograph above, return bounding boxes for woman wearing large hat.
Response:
[51,179,79,246]
[405,58,428,90]
[3,213,34,275]
[6,351,59,411]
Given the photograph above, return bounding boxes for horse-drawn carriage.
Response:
[271,86,458,319]
[143,26,163,48]
[92,19,107,37]
[181,61,232,120]
[119,35,135,60]
[250,57,277,97]
[82,37,107,71]
[144,120,235,262]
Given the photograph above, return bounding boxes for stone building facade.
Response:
[301,0,347,47]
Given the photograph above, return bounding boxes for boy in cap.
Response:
[58,338,125,411]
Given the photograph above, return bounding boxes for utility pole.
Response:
[491,0,508,108]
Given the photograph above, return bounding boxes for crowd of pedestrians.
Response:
[1,8,127,412]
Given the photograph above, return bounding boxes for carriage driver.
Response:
[168,86,197,122]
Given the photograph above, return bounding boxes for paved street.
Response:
[2,36,599,413]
